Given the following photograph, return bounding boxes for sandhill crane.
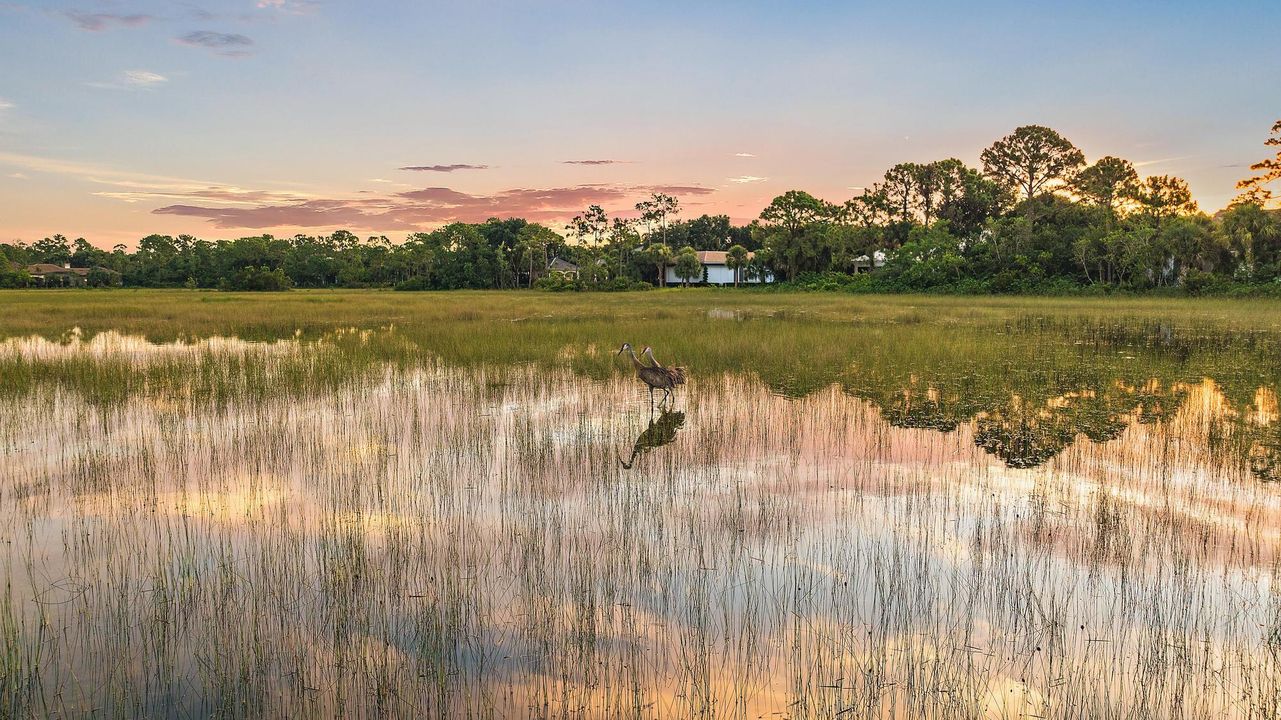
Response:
[642,346,687,389]
[617,342,681,405]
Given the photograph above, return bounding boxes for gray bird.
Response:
[642,346,687,387]
[617,342,682,405]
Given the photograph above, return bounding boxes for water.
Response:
[1,327,1279,718]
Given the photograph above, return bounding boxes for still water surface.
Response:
[1,328,1279,718]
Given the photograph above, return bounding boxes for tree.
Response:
[1161,215,1224,278]
[85,267,122,287]
[70,237,108,268]
[435,223,500,289]
[982,195,1093,280]
[685,214,733,250]
[981,125,1086,203]
[1074,156,1140,216]
[881,222,965,290]
[635,193,681,246]
[726,244,749,287]
[673,247,702,287]
[0,263,28,288]
[644,244,673,287]
[758,191,835,280]
[517,224,561,288]
[1220,202,1281,275]
[842,190,891,229]
[31,234,72,265]
[759,190,829,232]
[568,205,608,248]
[936,167,1007,238]
[1234,119,1281,208]
[875,159,992,230]
[880,164,917,224]
[1137,175,1198,220]
[609,217,641,278]
[226,265,292,291]
[476,218,528,288]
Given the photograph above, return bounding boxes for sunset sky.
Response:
[1,0,1278,247]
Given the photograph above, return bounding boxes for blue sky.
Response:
[1,0,1278,245]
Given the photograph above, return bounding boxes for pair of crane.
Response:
[616,343,686,405]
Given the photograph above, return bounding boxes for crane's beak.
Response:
[616,346,625,356]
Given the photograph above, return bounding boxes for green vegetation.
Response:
[7,121,1279,295]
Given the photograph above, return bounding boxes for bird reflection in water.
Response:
[617,408,686,469]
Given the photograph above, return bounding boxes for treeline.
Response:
[754,122,1281,294]
[3,121,1279,294]
[0,208,758,291]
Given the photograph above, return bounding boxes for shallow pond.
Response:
[1,318,1280,718]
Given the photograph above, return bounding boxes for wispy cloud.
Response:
[65,11,152,31]
[399,164,489,172]
[1134,155,1195,169]
[7,172,26,180]
[562,159,629,166]
[154,183,714,230]
[0,150,309,205]
[176,31,254,56]
[734,152,756,158]
[97,186,311,205]
[90,70,169,90]
[729,175,767,184]
[0,98,13,111]
[256,0,319,14]
[124,70,168,87]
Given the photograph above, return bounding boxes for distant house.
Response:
[546,257,580,280]
[851,251,887,274]
[665,251,773,286]
[23,263,121,287]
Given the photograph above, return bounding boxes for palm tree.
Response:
[674,247,701,287]
[726,244,748,287]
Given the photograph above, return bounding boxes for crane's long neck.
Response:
[644,349,663,368]
[628,348,645,371]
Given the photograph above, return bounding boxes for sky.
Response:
[0,0,1278,248]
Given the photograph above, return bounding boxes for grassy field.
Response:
[2,289,1280,718]
[3,288,1281,405]
[5,288,1281,337]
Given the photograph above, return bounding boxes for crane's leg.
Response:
[648,386,655,407]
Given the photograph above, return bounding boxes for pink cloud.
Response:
[154,183,715,230]
[66,11,152,31]
[399,164,489,172]
[177,31,254,56]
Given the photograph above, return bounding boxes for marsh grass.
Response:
[0,291,1280,718]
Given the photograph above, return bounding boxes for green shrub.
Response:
[223,265,292,291]
[534,274,579,292]
[394,276,434,291]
